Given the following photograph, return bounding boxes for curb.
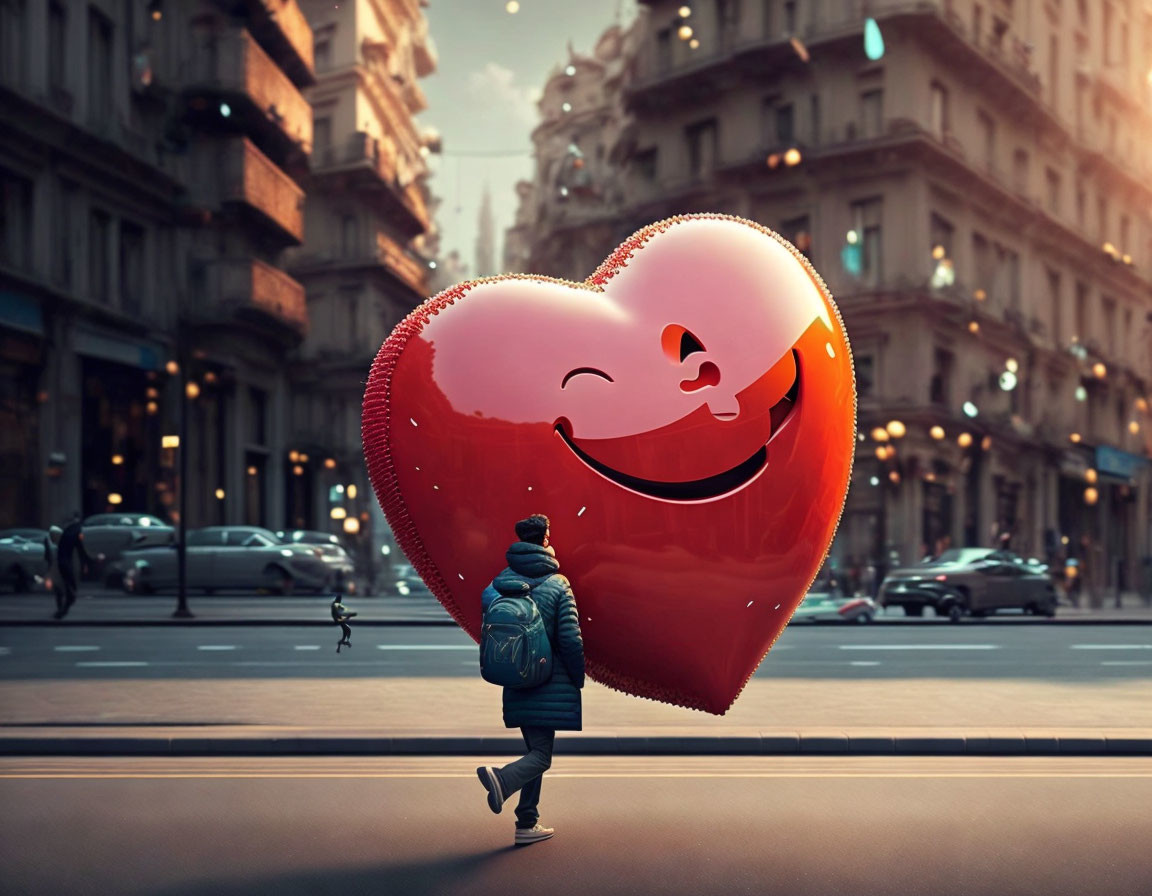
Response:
[2,733,1150,757]
[2,617,1152,626]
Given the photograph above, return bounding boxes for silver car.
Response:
[81,514,175,583]
[122,526,331,594]
[0,531,49,593]
[276,530,356,593]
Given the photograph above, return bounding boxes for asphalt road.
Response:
[1,755,1149,896]
[2,622,1151,681]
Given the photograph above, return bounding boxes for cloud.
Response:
[467,62,540,126]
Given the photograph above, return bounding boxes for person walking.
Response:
[54,513,91,618]
[476,514,584,846]
[43,526,67,619]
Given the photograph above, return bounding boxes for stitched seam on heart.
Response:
[363,214,856,716]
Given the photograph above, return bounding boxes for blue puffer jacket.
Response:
[482,542,585,731]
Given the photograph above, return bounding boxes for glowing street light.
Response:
[957,432,973,448]
[870,427,890,442]
[1084,487,1099,505]
[929,425,945,440]
[886,420,906,439]
[962,401,978,418]
[1085,468,1098,484]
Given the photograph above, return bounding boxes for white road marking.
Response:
[53,646,99,652]
[1100,661,1152,666]
[850,661,881,666]
[0,647,10,655]
[294,645,322,651]
[197,645,238,651]
[838,644,999,651]
[1071,644,1152,650]
[376,645,474,650]
[76,661,148,668]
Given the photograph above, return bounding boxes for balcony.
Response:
[214,0,315,87]
[312,132,430,238]
[221,137,305,244]
[183,28,312,154]
[192,258,308,339]
[289,228,428,298]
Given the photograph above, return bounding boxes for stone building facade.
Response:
[0,0,315,531]
[510,0,1152,599]
[287,0,437,573]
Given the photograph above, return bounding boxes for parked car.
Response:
[0,530,49,593]
[276,530,356,592]
[121,526,332,595]
[880,548,1057,621]
[392,562,433,598]
[791,591,877,623]
[81,513,175,584]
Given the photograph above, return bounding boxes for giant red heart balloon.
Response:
[363,215,855,714]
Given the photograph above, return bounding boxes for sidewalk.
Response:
[3,592,1152,626]
[2,672,1150,757]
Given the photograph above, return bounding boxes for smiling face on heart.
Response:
[363,215,855,715]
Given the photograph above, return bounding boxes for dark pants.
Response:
[55,562,78,617]
[495,726,555,829]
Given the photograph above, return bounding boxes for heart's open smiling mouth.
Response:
[556,350,801,501]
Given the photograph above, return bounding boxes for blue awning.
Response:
[0,290,45,336]
[1095,445,1148,481]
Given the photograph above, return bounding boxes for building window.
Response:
[856,354,874,398]
[1122,308,1132,363]
[313,117,331,156]
[1045,168,1061,215]
[780,214,811,261]
[860,90,883,138]
[995,244,1020,311]
[1048,33,1059,105]
[340,214,358,257]
[930,348,954,406]
[685,118,718,178]
[89,210,110,303]
[783,0,797,34]
[1097,195,1108,241]
[809,93,821,145]
[0,167,34,271]
[930,82,949,137]
[1102,297,1116,355]
[1119,214,1130,250]
[977,110,996,172]
[655,28,672,72]
[248,387,267,445]
[48,1,66,90]
[1013,149,1029,194]
[54,179,77,287]
[119,222,145,316]
[313,27,333,72]
[1074,281,1088,343]
[0,0,26,87]
[1076,188,1086,229]
[929,212,954,263]
[972,233,992,294]
[634,148,658,181]
[87,6,113,122]
[716,0,742,32]
[851,198,883,286]
[1047,268,1062,347]
[775,103,794,144]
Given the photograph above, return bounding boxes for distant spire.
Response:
[475,182,495,278]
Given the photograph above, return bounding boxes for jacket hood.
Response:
[48,526,63,544]
[492,569,532,596]
[505,541,560,580]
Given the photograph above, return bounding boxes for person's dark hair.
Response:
[514,514,550,545]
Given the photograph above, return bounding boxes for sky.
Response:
[418,0,638,274]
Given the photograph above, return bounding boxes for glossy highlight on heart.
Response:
[363,214,856,714]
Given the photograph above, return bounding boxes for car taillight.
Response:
[934,574,947,582]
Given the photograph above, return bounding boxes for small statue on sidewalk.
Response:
[331,594,357,653]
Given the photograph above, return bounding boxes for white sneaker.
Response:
[515,823,554,845]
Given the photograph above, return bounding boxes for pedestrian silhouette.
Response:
[476,513,585,846]
[51,512,91,619]
[331,594,356,652]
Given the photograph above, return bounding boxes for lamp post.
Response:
[174,346,193,619]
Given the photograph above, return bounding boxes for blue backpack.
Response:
[480,577,554,689]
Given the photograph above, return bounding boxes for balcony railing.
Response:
[314,132,398,183]
[215,0,314,86]
[213,257,308,337]
[375,231,428,296]
[221,137,304,243]
[184,29,311,152]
